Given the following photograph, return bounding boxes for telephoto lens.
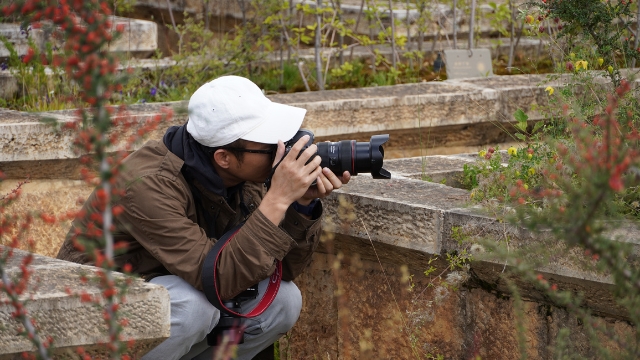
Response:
[316,134,391,179]
[265,129,391,189]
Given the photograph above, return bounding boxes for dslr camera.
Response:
[265,129,391,188]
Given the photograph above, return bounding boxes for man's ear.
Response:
[212,149,231,169]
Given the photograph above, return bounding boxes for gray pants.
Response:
[141,275,302,360]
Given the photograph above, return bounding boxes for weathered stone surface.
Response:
[0,248,170,359]
[5,73,640,174]
[108,17,158,55]
[0,17,156,59]
[0,24,46,58]
[383,154,476,187]
[0,71,18,100]
[0,75,541,175]
[284,250,635,359]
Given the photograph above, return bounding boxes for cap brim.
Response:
[240,102,306,144]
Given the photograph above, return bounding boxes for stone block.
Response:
[108,17,158,55]
[0,248,170,359]
[324,176,469,255]
[0,71,18,100]
[383,154,476,187]
[0,24,45,58]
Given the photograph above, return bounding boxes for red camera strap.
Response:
[202,223,282,318]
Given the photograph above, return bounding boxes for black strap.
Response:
[201,222,282,318]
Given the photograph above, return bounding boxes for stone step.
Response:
[0,247,169,359]
[2,71,635,179]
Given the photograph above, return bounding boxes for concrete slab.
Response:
[0,17,157,59]
[0,248,170,359]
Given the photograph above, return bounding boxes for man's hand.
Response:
[297,168,351,206]
[259,135,323,224]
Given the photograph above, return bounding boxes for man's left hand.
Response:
[297,168,351,205]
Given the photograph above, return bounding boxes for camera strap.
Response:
[202,222,282,318]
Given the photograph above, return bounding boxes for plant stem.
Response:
[315,0,325,90]
[453,0,457,49]
[468,0,476,49]
[348,0,366,62]
[388,0,396,70]
[633,4,640,68]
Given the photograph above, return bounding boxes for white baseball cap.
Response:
[186,76,307,147]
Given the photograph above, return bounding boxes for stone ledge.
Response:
[323,155,638,320]
[3,70,639,175]
[0,74,566,171]
[0,17,157,59]
[0,248,170,359]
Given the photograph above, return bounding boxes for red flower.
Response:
[609,174,623,192]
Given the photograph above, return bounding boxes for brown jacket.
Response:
[57,140,322,299]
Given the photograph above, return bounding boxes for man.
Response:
[57,75,350,359]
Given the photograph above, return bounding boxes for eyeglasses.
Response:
[221,146,277,160]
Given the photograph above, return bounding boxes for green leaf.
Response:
[532,121,544,134]
[514,109,529,131]
[515,133,527,140]
[514,108,529,123]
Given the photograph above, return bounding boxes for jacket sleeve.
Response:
[211,209,300,299]
[278,203,323,281]
[119,173,215,289]
[206,203,323,300]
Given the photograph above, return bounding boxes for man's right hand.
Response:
[259,135,322,225]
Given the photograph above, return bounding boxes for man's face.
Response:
[214,141,277,186]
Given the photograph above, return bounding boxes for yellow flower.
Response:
[608,65,614,74]
[479,150,487,158]
[575,60,588,71]
[508,147,517,156]
[597,58,604,66]
[523,184,529,190]
[570,52,576,59]
[527,153,533,159]
[545,86,554,96]
[516,170,521,176]
[528,168,536,175]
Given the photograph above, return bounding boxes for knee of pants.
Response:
[173,288,221,340]
[271,281,302,333]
